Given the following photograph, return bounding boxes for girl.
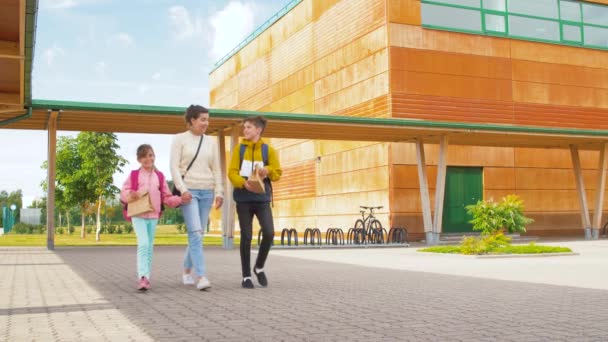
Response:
[121,144,183,291]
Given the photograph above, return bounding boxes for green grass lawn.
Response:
[419,244,572,255]
[0,225,240,247]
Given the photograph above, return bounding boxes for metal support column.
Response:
[592,143,608,240]
[570,145,592,239]
[218,130,229,248]
[46,110,58,250]
[415,139,434,245]
[222,126,240,249]
[433,136,448,244]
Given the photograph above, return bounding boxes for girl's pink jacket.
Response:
[120,168,182,219]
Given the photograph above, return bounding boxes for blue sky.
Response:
[1,0,292,206]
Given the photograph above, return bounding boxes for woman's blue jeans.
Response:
[181,189,214,277]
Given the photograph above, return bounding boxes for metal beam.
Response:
[46,110,58,250]
[570,145,592,239]
[592,143,608,239]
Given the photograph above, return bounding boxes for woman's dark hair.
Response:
[185,104,209,125]
[136,144,154,160]
[243,115,267,133]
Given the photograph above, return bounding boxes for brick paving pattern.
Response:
[2,246,608,341]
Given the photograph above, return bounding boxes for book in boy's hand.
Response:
[247,166,266,194]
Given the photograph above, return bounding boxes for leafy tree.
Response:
[77,132,126,241]
[42,136,94,238]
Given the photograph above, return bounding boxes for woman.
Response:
[170,104,224,291]
[228,115,281,289]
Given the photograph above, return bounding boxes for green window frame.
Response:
[420,0,608,51]
[482,0,507,36]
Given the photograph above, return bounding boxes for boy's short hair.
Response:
[243,115,267,133]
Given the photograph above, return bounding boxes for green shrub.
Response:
[11,223,46,234]
[496,243,571,254]
[420,242,572,255]
[124,223,134,234]
[56,227,65,235]
[176,223,187,234]
[460,232,511,255]
[419,245,462,253]
[466,194,534,235]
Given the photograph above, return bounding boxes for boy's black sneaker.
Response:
[253,268,268,287]
[242,278,254,289]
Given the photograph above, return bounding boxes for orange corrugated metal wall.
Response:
[210,0,608,239]
[388,0,608,238]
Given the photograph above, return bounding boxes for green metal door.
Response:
[442,167,483,233]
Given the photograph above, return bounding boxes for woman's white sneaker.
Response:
[182,274,195,285]
[196,277,211,291]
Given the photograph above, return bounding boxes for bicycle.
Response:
[352,206,386,244]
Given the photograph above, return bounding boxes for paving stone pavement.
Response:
[2,245,608,341]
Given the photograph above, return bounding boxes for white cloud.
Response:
[43,45,66,66]
[168,6,203,40]
[209,2,255,61]
[108,33,134,48]
[152,72,161,81]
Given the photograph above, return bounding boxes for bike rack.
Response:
[304,227,322,245]
[387,227,408,244]
[325,228,345,245]
[346,227,366,244]
[280,227,299,246]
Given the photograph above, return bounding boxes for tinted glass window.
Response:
[422,4,483,31]
[560,1,581,22]
[584,25,608,47]
[508,0,558,19]
[562,24,581,42]
[582,3,608,26]
[485,14,506,32]
[483,0,505,12]
[509,15,560,41]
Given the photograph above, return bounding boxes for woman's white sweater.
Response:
[170,130,224,198]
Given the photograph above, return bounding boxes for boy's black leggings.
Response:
[236,201,275,278]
